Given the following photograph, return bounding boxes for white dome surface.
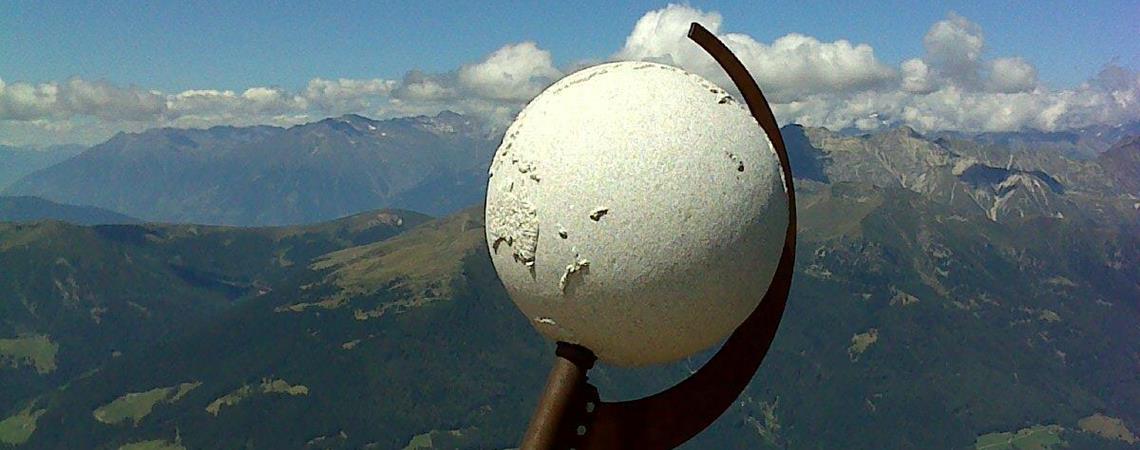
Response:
[485,61,788,366]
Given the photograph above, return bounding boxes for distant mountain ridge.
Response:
[929,121,1140,160]
[7,114,1136,228]
[783,124,1138,223]
[0,144,85,191]
[1098,136,1140,194]
[0,196,139,225]
[4,112,495,226]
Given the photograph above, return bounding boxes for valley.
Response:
[0,117,1136,449]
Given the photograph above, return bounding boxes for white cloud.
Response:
[0,38,560,145]
[457,42,561,101]
[751,33,896,99]
[615,4,722,66]
[0,80,60,121]
[0,78,167,123]
[777,63,1139,133]
[302,77,395,113]
[901,58,936,94]
[755,11,1136,133]
[915,13,1042,94]
[607,5,1135,134]
[986,57,1038,93]
[923,13,985,87]
[392,70,458,102]
[615,4,895,102]
[1,7,1137,146]
[60,78,167,121]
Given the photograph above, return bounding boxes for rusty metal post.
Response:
[520,342,597,450]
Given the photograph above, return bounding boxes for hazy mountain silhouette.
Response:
[0,145,85,190]
[5,112,495,226]
[0,196,139,225]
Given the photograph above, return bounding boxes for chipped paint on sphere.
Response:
[485,61,788,366]
[486,190,540,267]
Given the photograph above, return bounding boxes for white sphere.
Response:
[485,61,788,366]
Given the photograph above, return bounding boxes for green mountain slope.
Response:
[9,191,1136,449]
[0,210,429,417]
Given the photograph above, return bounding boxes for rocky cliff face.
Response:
[785,124,1138,224]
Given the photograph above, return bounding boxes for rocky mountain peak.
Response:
[779,123,1137,224]
[885,124,923,140]
[1098,135,1140,195]
[409,110,484,137]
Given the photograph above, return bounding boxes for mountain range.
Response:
[6,113,1137,228]
[0,145,85,191]
[0,196,139,225]
[0,113,1137,449]
[3,112,496,226]
[782,124,1138,224]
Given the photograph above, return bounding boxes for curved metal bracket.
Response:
[519,22,798,449]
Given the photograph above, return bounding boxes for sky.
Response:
[2,1,1138,146]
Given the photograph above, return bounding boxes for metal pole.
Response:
[520,342,597,450]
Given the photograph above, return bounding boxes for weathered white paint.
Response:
[485,61,788,366]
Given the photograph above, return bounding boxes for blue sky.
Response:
[1,1,1138,145]
[3,1,1135,90]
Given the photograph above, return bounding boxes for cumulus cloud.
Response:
[457,42,561,101]
[0,78,166,122]
[915,13,1042,94]
[615,4,722,66]
[605,5,1131,133]
[302,77,396,113]
[1,6,1137,146]
[61,79,167,121]
[737,10,1134,133]
[0,39,565,144]
[391,70,458,102]
[986,57,1038,93]
[901,58,936,94]
[773,63,1139,133]
[615,4,895,102]
[163,87,307,129]
[0,79,60,121]
[922,13,985,86]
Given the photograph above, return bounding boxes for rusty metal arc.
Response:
[519,22,798,450]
